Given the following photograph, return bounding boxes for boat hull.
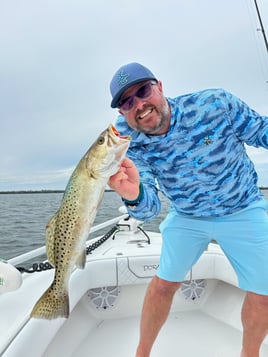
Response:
[1,230,268,356]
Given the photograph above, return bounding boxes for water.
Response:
[0,191,170,261]
[0,190,267,261]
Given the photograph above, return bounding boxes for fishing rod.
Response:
[253,0,268,55]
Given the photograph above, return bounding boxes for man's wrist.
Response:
[122,183,143,210]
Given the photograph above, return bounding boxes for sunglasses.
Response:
[118,80,157,113]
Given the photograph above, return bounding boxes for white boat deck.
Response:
[74,311,242,357]
[43,281,268,357]
[2,228,268,357]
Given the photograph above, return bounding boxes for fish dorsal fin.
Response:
[75,249,86,269]
[45,212,58,267]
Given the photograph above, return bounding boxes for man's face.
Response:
[118,80,170,135]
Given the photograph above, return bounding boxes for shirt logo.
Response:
[204,136,213,145]
[117,71,129,86]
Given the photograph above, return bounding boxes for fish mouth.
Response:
[108,124,131,147]
[109,124,130,161]
[110,124,131,141]
[96,124,130,175]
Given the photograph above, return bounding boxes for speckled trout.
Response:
[30,124,130,319]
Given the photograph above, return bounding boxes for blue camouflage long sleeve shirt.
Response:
[115,88,268,220]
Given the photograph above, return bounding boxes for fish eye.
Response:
[97,136,105,145]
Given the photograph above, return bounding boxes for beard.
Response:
[134,99,170,135]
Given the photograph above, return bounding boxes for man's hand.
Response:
[109,158,140,201]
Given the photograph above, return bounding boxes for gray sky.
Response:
[1,0,268,190]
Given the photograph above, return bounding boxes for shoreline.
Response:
[0,188,267,194]
[0,189,115,194]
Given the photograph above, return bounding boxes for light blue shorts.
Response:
[158,201,268,295]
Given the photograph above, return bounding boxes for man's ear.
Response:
[157,80,163,92]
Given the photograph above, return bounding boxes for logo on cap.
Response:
[117,71,129,86]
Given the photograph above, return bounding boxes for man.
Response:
[108,62,268,357]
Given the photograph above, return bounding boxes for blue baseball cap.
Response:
[110,62,157,108]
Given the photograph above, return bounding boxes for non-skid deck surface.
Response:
[73,310,268,357]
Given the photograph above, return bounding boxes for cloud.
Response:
[0,167,74,191]
[0,0,267,190]
[246,146,268,186]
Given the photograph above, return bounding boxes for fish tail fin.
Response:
[30,283,69,319]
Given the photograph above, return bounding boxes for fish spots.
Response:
[31,124,130,319]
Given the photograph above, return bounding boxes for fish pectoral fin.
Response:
[75,249,86,269]
[45,212,58,266]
